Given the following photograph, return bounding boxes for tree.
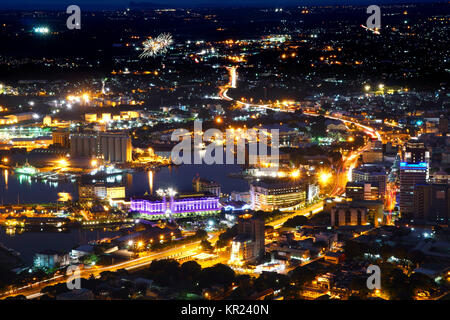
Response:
[195,229,208,240]
[349,276,370,299]
[197,108,211,121]
[147,259,180,287]
[343,240,367,260]
[290,267,317,287]
[199,264,235,289]
[216,226,238,249]
[201,239,213,251]
[180,261,202,280]
[254,272,289,292]
[282,215,308,228]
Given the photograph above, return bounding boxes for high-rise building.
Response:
[70,132,132,163]
[403,140,430,163]
[52,130,70,148]
[399,162,428,216]
[345,182,379,201]
[413,184,450,224]
[229,213,265,264]
[351,164,386,200]
[438,115,449,136]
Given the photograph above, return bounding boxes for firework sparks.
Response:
[139,33,173,58]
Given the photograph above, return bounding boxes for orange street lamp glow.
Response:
[91,159,98,167]
[319,171,332,185]
[215,117,223,124]
[58,158,69,167]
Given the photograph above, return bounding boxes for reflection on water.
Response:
[3,169,7,189]
[148,170,153,194]
[0,163,248,204]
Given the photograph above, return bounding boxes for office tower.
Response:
[413,184,450,224]
[351,164,386,200]
[438,115,449,136]
[230,214,265,264]
[404,140,430,163]
[399,162,427,216]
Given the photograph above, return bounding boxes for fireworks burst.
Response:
[139,33,173,58]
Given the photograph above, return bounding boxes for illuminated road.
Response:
[0,240,203,300]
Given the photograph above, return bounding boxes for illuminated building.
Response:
[192,175,221,197]
[403,140,430,163]
[52,130,70,148]
[78,182,126,202]
[438,115,448,136]
[361,150,383,163]
[323,251,345,264]
[85,114,97,122]
[70,132,132,163]
[33,250,70,270]
[330,205,368,226]
[351,164,386,200]
[250,180,306,211]
[413,184,449,224]
[79,167,125,201]
[345,182,379,201]
[399,162,427,215]
[229,214,265,264]
[130,192,221,220]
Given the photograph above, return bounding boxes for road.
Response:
[0,240,203,300]
[267,140,369,229]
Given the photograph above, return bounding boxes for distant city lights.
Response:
[33,26,50,34]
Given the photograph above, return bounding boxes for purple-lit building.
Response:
[130,192,221,220]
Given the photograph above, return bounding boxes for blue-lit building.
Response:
[399,162,428,216]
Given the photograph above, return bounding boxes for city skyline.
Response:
[0,1,448,304]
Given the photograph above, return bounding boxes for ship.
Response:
[14,160,38,176]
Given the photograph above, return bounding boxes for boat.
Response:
[14,160,38,176]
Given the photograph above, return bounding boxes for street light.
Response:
[319,171,332,185]
[290,169,300,179]
[57,158,69,167]
[91,159,98,168]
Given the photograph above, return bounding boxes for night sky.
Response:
[0,0,442,10]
